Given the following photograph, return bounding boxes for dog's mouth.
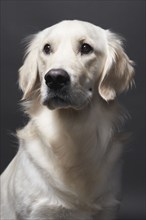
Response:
[42,87,91,110]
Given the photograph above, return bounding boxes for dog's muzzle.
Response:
[43,68,71,109]
[43,68,90,110]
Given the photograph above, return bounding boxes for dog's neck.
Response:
[19,102,116,201]
[33,103,112,153]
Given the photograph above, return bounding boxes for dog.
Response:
[0,20,134,220]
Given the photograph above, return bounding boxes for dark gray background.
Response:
[0,0,145,219]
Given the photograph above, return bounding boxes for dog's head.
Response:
[19,20,134,110]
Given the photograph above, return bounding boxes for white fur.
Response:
[0,20,134,220]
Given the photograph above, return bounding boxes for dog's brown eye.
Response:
[80,43,93,55]
[43,44,51,54]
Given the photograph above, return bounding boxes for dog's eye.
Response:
[43,44,51,54]
[80,43,93,55]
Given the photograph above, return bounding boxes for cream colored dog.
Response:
[1,20,134,220]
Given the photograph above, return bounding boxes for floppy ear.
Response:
[98,30,135,101]
[19,34,39,100]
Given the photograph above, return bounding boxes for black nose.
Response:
[45,69,70,89]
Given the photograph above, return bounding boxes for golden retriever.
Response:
[0,20,134,220]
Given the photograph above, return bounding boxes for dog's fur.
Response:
[0,20,134,220]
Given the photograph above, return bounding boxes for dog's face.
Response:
[39,21,107,110]
[19,20,134,110]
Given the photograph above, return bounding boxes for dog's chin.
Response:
[42,95,89,110]
[43,96,69,110]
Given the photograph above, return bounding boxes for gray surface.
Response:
[0,1,145,219]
